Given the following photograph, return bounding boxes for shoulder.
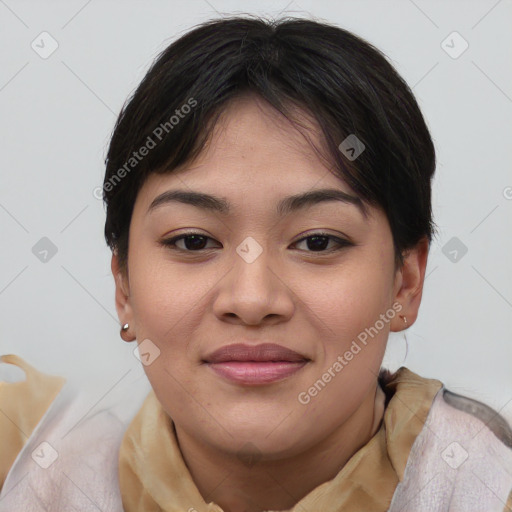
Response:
[0,354,151,510]
[0,354,66,491]
[389,378,512,512]
[442,388,512,449]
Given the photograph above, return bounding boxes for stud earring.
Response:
[120,323,135,342]
[399,315,409,360]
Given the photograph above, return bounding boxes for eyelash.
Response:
[160,231,352,255]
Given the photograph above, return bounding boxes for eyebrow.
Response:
[147,188,368,219]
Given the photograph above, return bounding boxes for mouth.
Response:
[202,343,310,386]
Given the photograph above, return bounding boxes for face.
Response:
[113,94,415,459]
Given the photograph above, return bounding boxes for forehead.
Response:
[198,93,329,166]
[135,94,361,212]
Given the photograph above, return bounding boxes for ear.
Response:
[390,236,430,332]
[111,252,135,333]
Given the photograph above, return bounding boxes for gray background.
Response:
[1,0,511,422]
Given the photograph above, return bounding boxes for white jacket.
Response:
[1,376,511,511]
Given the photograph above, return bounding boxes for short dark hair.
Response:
[103,15,437,275]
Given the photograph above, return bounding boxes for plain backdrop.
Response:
[1,0,511,422]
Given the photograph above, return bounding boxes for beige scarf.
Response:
[118,367,443,511]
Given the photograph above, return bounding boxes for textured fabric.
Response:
[118,365,443,511]
[0,376,126,511]
[1,353,511,511]
[0,354,66,490]
[0,354,149,512]
[388,389,512,511]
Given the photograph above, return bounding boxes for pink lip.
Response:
[203,343,308,363]
[203,343,310,385]
[207,361,309,385]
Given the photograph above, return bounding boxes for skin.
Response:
[112,93,429,512]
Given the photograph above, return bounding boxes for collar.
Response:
[118,367,443,512]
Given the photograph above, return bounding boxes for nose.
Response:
[212,240,295,326]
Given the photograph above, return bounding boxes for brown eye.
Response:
[160,231,352,254]
[293,233,352,253]
[161,233,219,252]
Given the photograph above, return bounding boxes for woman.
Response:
[1,15,511,512]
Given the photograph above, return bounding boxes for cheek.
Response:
[301,255,392,403]
[297,267,391,427]
[306,257,393,341]
[128,249,205,336]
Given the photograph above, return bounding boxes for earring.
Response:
[120,323,135,342]
[399,315,409,361]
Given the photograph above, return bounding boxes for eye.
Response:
[160,231,352,254]
[160,233,219,252]
[293,232,352,253]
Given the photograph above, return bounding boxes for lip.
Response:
[202,343,310,386]
[203,343,309,363]
[207,361,308,385]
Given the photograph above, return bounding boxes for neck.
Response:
[174,383,386,512]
